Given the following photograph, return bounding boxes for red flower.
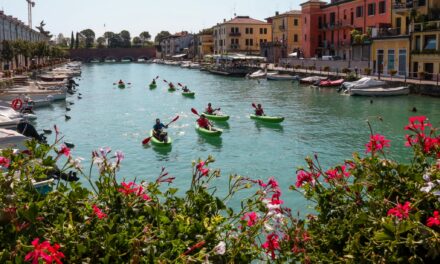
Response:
[25,238,64,264]
[0,156,10,168]
[241,212,258,227]
[118,182,152,201]
[427,211,440,227]
[295,170,317,188]
[270,191,284,205]
[92,204,107,219]
[262,233,280,260]
[58,145,70,157]
[387,202,411,220]
[405,116,432,131]
[325,165,350,182]
[196,161,210,176]
[118,182,136,196]
[365,134,390,154]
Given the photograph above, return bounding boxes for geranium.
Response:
[25,238,64,264]
[426,211,440,227]
[58,145,70,157]
[118,182,151,201]
[325,165,350,182]
[115,150,124,164]
[92,204,107,219]
[296,170,317,188]
[196,161,209,176]
[365,134,390,154]
[270,191,284,205]
[262,233,280,260]
[0,156,10,168]
[405,116,432,131]
[387,202,411,220]
[241,212,258,227]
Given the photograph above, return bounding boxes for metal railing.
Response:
[413,20,440,32]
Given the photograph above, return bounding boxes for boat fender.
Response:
[11,98,23,110]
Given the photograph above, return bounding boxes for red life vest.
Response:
[206,106,214,114]
[255,108,264,116]
[197,118,209,128]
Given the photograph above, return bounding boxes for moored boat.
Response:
[267,74,300,81]
[349,86,410,96]
[300,76,327,84]
[250,114,284,123]
[195,125,223,137]
[149,130,172,146]
[203,113,230,121]
[318,78,345,87]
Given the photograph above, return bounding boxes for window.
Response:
[415,36,421,51]
[419,0,426,6]
[424,35,437,50]
[330,12,336,25]
[304,17,307,24]
[368,3,376,16]
[250,39,253,46]
[245,28,249,34]
[387,49,395,71]
[356,6,363,18]
[318,17,322,28]
[343,10,347,20]
[259,28,263,34]
[294,19,298,26]
[250,28,253,34]
[305,34,307,41]
[264,28,267,34]
[245,39,249,46]
[379,1,386,14]
[294,34,298,42]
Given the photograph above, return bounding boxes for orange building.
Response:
[301,0,392,59]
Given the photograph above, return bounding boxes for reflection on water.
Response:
[197,136,223,149]
[254,121,284,133]
[213,121,230,129]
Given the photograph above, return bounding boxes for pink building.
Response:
[301,0,392,60]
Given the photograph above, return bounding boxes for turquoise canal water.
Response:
[34,63,440,212]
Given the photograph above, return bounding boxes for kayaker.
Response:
[197,114,214,131]
[118,79,124,84]
[152,79,156,85]
[205,103,219,115]
[182,86,190,92]
[153,118,168,142]
[255,104,265,116]
[169,82,175,89]
[22,97,35,114]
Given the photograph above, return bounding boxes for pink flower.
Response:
[118,182,136,196]
[241,212,258,227]
[296,170,317,188]
[0,156,10,168]
[25,238,64,264]
[387,202,411,220]
[58,145,70,157]
[115,150,124,164]
[325,165,350,182]
[196,161,210,176]
[427,211,440,227]
[270,191,284,205]
[196,161,205,170]
[262,233,280,260]
[118,182,151,201]
[92,204,107,219]
[365,134,391,154]
[405,116,432,131]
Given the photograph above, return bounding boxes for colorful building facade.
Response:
[195,29,213,60]
[301,0,392,60]
[266,10,302,57]
[213,16,272,55]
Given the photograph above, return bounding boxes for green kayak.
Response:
[149,83,157,89]
[182,91,195,97]
[195,125,223,137]
[168,88,176,92]
[149,130,172,146]
[203,112,230,121]
[118,84,126,89]
[250,114,284,123]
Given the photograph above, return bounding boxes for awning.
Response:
[288,52,298,57]
[172,54,187,58]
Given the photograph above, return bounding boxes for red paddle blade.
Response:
[191,108,199,116]
[163,79,168,83]
[252,103,257,108]
[142,137,151,145]
[177,83,183,87]
[171,115,180,122]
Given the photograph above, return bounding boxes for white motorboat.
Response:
[349,86,410,96]
[0,106,36,120]
[247,70,278,79]
[267,74,300,81]
[0,116,22,129]
[300,76,327,84]
[342,77,386,91]
[189,63,201,69]
[0,128,28,150]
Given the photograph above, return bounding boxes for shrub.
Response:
[364,68,372,75]
[308,66,316,71]
[342,67,351,74]
[295,64,302,69]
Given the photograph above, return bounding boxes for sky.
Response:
[0,0,305,39]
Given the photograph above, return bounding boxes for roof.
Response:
[222,16,269,25]
[266,10,301,20]
[300,0,327,7]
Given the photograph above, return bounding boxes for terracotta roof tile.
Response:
[223,16,269,25]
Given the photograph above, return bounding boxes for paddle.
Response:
[142,116,180,145]
[191,108,200,116]
[252,103,257,109]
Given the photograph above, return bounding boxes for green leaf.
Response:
[374,231,393,241]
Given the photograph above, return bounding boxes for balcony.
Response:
[229,44,240,50]
[371,27,405,38]
[413,21,440,33]
[393,1,425,13]
[229,32,241,37]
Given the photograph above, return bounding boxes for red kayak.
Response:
[318,79,345,87]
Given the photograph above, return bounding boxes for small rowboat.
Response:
[118,83,126,89]
[203,112,230,121]
[182,91,195,97]
[149,130,172,146]
[250,114,284,123]
[149,83,157,89]
[318,79,344,87]
[195,125,222,137]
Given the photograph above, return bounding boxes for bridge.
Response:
[69,48,156,62]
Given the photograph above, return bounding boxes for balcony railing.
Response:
[413,20,440,32]
[393,1,425,11]
[372,27,403,38]
[229,32,241,36]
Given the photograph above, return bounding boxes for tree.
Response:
[132,37,142,47]
[120,30,131,48]
[80,29,96,48]
[139,31,151,46]
[70,31,74,49]
[35,20,52,39]
[96,37,106,48]
[75,32,79,49]
[154,31,171,43]
[1,40,14,70]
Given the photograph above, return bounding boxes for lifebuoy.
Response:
[11,98,23,110]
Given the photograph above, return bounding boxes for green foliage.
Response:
[80,29,96,48]
[155,31,172,43]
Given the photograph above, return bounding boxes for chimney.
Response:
[275,11,279,16]
[223,19,226,22]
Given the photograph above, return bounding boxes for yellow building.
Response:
[213,16,272,55]
[267,10,302,56]
[195,29,213,60]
